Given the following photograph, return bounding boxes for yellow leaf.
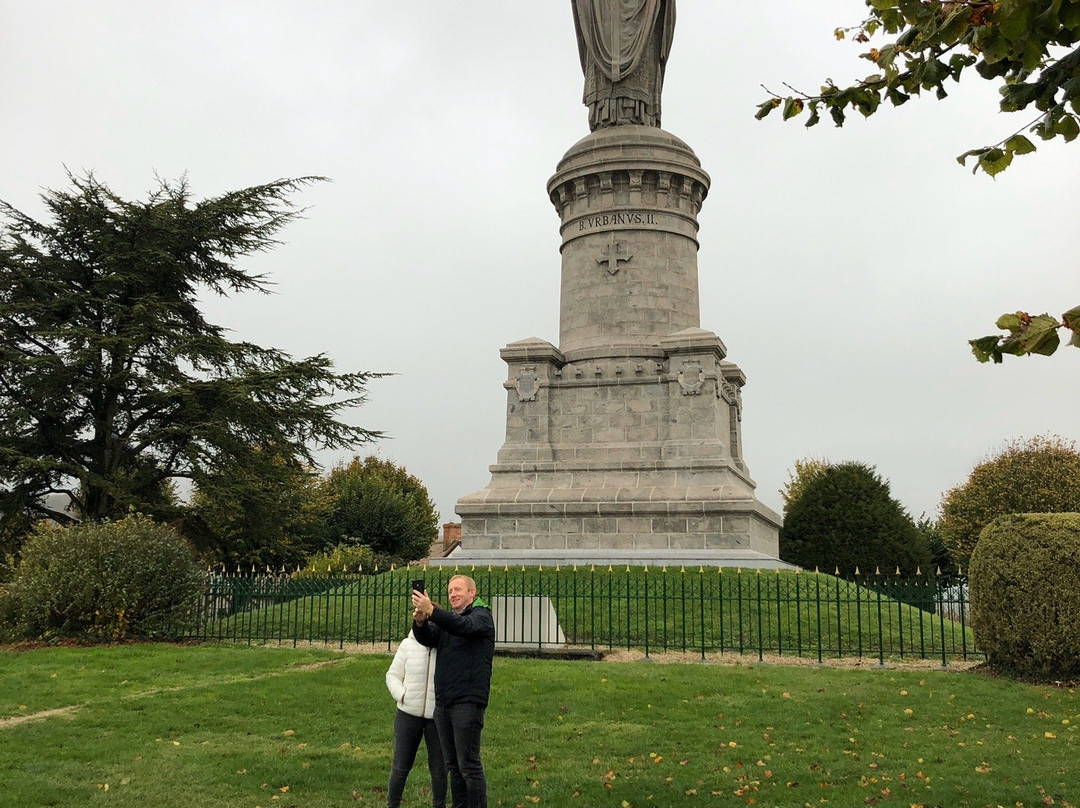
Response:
[283,729,295,736]
[1045,732,1057,739]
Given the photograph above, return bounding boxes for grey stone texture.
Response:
[446,125,783,569]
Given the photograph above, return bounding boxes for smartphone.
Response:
[411,579,425,594]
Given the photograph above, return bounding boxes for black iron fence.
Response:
[186,566,980,665]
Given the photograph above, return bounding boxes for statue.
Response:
[571,0,676,131]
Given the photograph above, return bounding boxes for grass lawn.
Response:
[0,642,1076,807]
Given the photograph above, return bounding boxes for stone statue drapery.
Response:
[571,0,676,131]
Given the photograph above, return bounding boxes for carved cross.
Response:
[597,239,632,275]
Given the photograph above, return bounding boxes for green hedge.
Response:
[968,512,1080,679]
[12,514,204,641]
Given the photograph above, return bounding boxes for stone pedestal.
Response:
[443,126,782,569]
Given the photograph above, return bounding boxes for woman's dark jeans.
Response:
[387,709,447,808]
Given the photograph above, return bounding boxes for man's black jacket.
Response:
[413,600,495,708]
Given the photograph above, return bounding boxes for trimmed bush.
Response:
[321,456,439,562]
[12,514,204,641]
[940,435,1080,568]
[968,513,1080,680]
[779,461,931,577]
[0,585,17,642]
[296,543,389,577]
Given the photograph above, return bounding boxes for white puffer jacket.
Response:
[385,630,437,719]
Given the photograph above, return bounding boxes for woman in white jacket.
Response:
[385,630,447,808]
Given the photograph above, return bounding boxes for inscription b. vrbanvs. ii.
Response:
[578,211,657,231]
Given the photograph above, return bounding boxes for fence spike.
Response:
[555,565,561,572]
[834,567,840,575]
[875,566,881,576]
[358,563,363,573]
[697,566,704,574]
[896,566,901,576]
[626,565,631,573]
[936,566,942,577]
[854,566,860,576]
[755,567,761,575]
[814,567,819,574]
[916,566,922,576]
[326,564,331,573]
[644,565,649,573]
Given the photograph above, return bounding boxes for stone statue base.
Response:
[440,127,783,569]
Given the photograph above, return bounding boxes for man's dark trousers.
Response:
[434,701,486,808]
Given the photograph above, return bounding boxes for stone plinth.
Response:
[446,126,782,569]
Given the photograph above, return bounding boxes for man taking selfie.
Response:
[411,575,495,808]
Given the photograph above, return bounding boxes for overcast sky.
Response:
[3,2,1078,529]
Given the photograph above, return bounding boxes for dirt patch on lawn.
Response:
[597,649,983,671]
[0,706,79,730]
[259,640,982,672]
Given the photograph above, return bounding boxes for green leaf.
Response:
[1018,313,1063,356]
[969,336,1003,364]
[782,97,804,120]
[887,87,910,107]
[754,99,781,120]
[1054,114,1080,142]
[957,147,990,167]
[995,312,1024,331]
[1005,134,1037,155]
[978,147,1011,176]
[1061,305,1080,330]
[805,102,821,128]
